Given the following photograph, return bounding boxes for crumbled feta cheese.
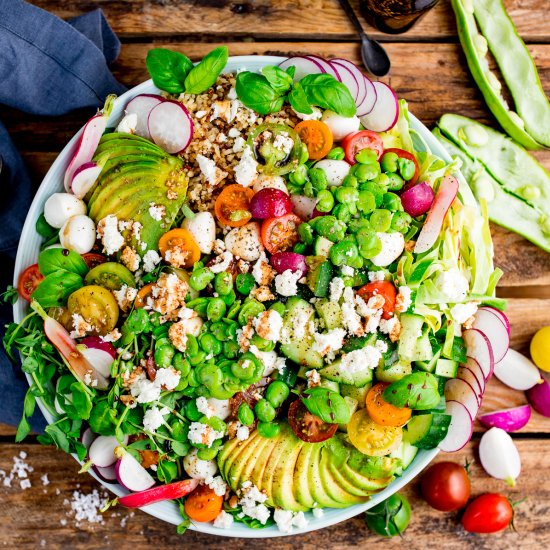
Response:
[102,329,121,343]
[70,313,93,339]
[341,265,354,277]
[218,133,228,143]
[234,146,258,187]
[214,510,234,529]
[120,246,140,272]
[142,249,161,273]
[342,301,362,336]
[209,251,234,274]
[236,323,254,352]
[312,507,324,518]
[154,368,180,390]
[272,132,294,155]
[274,269,301,297]
[210,100,237,123]
[183,448,218,480]
[232,136,246,153]
[292,106,322,120]
[370,232,405,267]
[450,302,479,324]
[436,268,470,303]
[143,406,170,433]
[148,203,165,221]
[312,328,346,356]
[274,509,310,533]
[228,127,240,138]
[306,369,321,388]
[195,110,207,119]
[340,346,382,373]
[253,309,283,342]
[379,316,401,342]
[239,483,270,525]
[236,425,250,441]
[130,376,161,404]
[97,215,125,255]
[148,272,188,315]
[197,154,222,186]
[116,112,138,134]
[206,475,227,497]
[249,345,286,376]
[368,270,386,282]
[196,396,215,418]
[375,339,389,353]
[213,239,226,254]
[188,422,224,447]
[169,314,202,352]
[252,253,276,286]
[395,286,412,313]
[113,284,138,312]
[329,277,345,302]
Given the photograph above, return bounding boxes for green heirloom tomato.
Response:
[66,285,119,335]
[84,262,135,290]
[365,493,411,537]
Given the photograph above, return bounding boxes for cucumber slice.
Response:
[306,256,333,298]
[375,359,412,383]
[404,413,451,449]
[315,299,343,330]
[313,236,334,257]
[340,383,371,406]
[339,395,359,432]
[398,313,425,362]
[319,359,373,387]
[435,358,459,378]
[413,329,434,362]
[415,349,441,373]
[390,440,419,474]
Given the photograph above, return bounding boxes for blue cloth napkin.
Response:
[0,1,127,431]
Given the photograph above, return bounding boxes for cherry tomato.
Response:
[347,408,402,456]
[184,484,224,522]
[342,130,384,164]
[366,383,411,427]
[158,228,200,269]
[357,281,397,320]
[261,213,302,254]
[17,264,44,302]
[135,283,154,309]
[384,148,420,185]
[421,461,471,512]
[294,120,333,160]
[81,253,107,270]
[462,493,513,533]
[288,399,337,443]
[214,184,254,227]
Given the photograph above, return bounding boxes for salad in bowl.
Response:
[6,49,509,536]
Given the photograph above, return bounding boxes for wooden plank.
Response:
[30,0,550,42]
[0,439,548,547]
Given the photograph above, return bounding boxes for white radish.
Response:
[44,193,86,228]
[480,306,510,336]
[321,110,360,141]
[360,81,399,131]
[93,464,118,483]
[356,75,378,116]
[59,214,96,254]
[328,60,360,102]
[115,112,138,134]
[479,427,521,486]
[438,400,473,452]
[330,58,370,108]
[306,55,340,79]
[125,94,163,139]
[71,162,102,199]
[80,347,114,379]
[370,232,405,267]
[148,100,194,154]
[457,366,484,401]
[278,56,325,81]
[81,427,96,450]
[314,159,351,186]
[494,349,543,391]
[464,328,495,380]
[463,357,487,393]
[183,211,216,254]
[89,435,129,468]
[472,308,509,363]
[290,195,318,219]
[444,378,480,419]
[253,174,289,195]
[115,447,156,492]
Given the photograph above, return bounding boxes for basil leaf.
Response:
[302,387,351,424]
[36,214,57,240]
[184,46,228,95]
[89,400,117,435]
[288,82,313,115]
[38,247,88,277]
[236,72,284,115]
[30,271,83,308]
[146,48,193,94]
[285,65,296,79]
[261,65,293,94]
[300,73,356,117]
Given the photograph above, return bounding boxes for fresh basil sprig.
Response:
[146,48,193,94]
[300,74,356,117]
[236,72,285,115]
[30,271,83,308]
[261,66,293,94]
[38,247,88,277]
[301,386,351,424]
[287,81,313,115]
[184,46,229,94]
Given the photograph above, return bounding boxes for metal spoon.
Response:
[338,0,391,77]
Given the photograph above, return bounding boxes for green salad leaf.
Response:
[30,271,83,308]
[299,73,356,117]
[261,65,293,94]
[146,48,193,94]
[185,46,229,95]
[236,72,285,115]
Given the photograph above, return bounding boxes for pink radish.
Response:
[115,448,156,492]
[526,374,550,417]
[80,347,114,379]
[463,328,495,380]
[414,175,459,254]
[306,55,340,79]
[438,400,474,452]
[359,81,398,131]
[118,479,199,508]
[148,100,194,154]
[463,357,486,393]
[457,366,484,401]
[290,194,318,219]
[478,405,532,432]
[445,378,480,418]
[494,349,542,391]
[329,60,360,102]
[70,161,102,199]
[124,94,164,139]
[89,435,129,468]
[356,75,377,116]
[480,306,510,336]
[278,56,325,81]
[81,427,96,450]
[331,58,368,106]
[80,336,117,359]
[93,464,118,483]
[472,308,509,363]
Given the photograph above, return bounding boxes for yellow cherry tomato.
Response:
[347,408,403,457]
[530,326,550,372]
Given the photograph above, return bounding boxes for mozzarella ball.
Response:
[253,174,289,195]
[183,211,216,254]
[183,448,218,480]
[321,110,360,141]
[206,398,231,420]
[59,215,96,254]
[314,159,351,186]
[371,232,405,267]
[44,193,86,229]
[224,222,263,261]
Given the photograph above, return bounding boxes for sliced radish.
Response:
[306,55,340,79]
[414,175,459,254]
[331,58,372,110]
[464,328,495,380]
[445,378,480,418]
[494,349,543,391]
[64,113,107,191]
[457,366,484,402]
[359,81,398,131]
[115,449,156,492]
[527,374,550,417]
[356,76,377,116]
[290,194,318,220]
[480,306,510,336]
[118,479,199,508]
[81,427,96,450]
[71,162,102,199]
[93,464,118,483]
[148,100,194,154]
[80,347,114,379]
[438,400,474,452]
[463,357,486,393]
[89,435,129,468]
[80,336,117,359]
[125,94,164,139]
[478,405,532,432]
[329,60,360,101]
[472,308,509,363]
[278,56,325,81]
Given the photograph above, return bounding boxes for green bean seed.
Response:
[185,334,199,357]
[221,288,236,306]
[391,211,413,234]
[185,399,202,421]
[381,151,399,173]
[258,421,280,438]
[354,162,381,183]
[238,299,265,326]
[370,209,392,232]
[231,359,255,380]
[186,297,209,316]
[188,350,207,366]
[398,158,416,181]
[255,399,276,422]
[314,216,346,242]
[197,447,218,460]
[226,299,242,319]
[210,321,229,341]
[269,302,286,317]
[206,416,227,434]
[348,217,372,233]
[357,190,376,214]
[293,242,308,254]
[316,189,334,213]
[303,181,315,198]
[173,354,191,378]
[235,273,255,295]
[298,222,314,245]
[199,333,222,356]
[207,297,227,321]
[308,167,328,193]
[356,229,383,259]
[266,381,290,408]
[222,340,240,359]
[238,403,255,426]
[386,172,405,192]
[214,271,233,296]
[327,147,345,160]
[250,333,275,352]
[154,344,175,368]
[355,148,378,165]
[197,364,222,387]
[330,238,361,267]
[289,164,308,185]
[383,192,403,212]
[332,204,352,223]
[334,186,359,205]
[360,181,385,207]
[342,174,359,188]
[189,267,215,291]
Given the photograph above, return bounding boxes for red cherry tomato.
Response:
[81,253,107,270]
[17,264,44,302]
[357,281,397,320]
[384,148,420,185]
[342,130,384,164]
[462,493,514,533]
[420,462,471,512]
[287,399,337,443]
[261,213,302,255]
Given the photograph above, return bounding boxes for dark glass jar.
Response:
[360,0,440,34]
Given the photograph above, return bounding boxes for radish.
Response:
[457,366,484,402]
[70,162,102,199]
[494,349,542,391]
[438,400,474,452]
[148,100,194,154]
[444,378,480,418]
[118,479,199,508]
[331,59,366,105]
[472,308,509,363]
[463,357,486,393]
[479,427,521,486]
[115,448,156,492]
[124,94,164,139]
[89,435,129,468]
[278,56,325,81]
[306,55,340,79]
[464,329,495,380]
[81,427,96,450]
[478,405,532,432]
[80,336,117,359]
[328,60,360,102]
[359,81,398,131]
[93,464,118,483]
[314,159,351,186]
[290,194,318,220]
[80,347,114,379]
[526,374,550,418]
[356,75,377,116]
[480,306,510,336]
[414,175,459,253]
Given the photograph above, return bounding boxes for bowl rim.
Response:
[12,54,449,537]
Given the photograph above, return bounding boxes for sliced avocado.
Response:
[340,462,393,493]
[271,435,307,511]
[226,431,265,490]
[219,438,251,483]
[293,443,316,510]
[235,433,275,491]
[327,456,372,497]
[248,433,280,491]
[217,436,243,479]
[307,443,342,508]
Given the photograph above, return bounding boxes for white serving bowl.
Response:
[13,55,447,537]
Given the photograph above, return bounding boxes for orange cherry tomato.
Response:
[294,120,333,160]
[214,184,254,227]
[384,148,420,185]
[357,281,397,320]
[18,264,44,302]
[157,228,200,269]
[184,484,224,523]
[135,283,154,309]
[261,213,302,254]
[366,383,411,427]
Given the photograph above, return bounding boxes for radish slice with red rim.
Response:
[359,81,397,129]
[457,366,484,401]
[118,479,199,508]
[93,464,118,483]
[494,349,543,391]
[115,450,156,492]
[278,56,325,81]
[478,405,532,432]
[463,357,486,393]
[89,435,129,468]
[356,76,377,116]
[290,194,318,219]
[81,427,95,450]
[445,378,480,418]
[329,60,360,102]
[80,336,117,359]
[305,55,340,79]
[331,58,368,106]
[80,347,114,379]
[479,306,510,336]
[125,94,164,139]
[71,162,102,199]
[438,400,473,452]
[463,328,495,380]
[472,308,509,363]
[148,100,194,154]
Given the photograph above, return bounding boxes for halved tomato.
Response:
[357,281,397,320]
[288,399,338,443]
[81,253,107,270]
[135,283,154,309]
[384,148,420,185]
[261,213,302,254]
[366,383,411,427]
[184,484,224,523]
[347,408,402,456]
[342,130,384,164]
[158,228,200,269]
[17,264,44,302]
[294,120,333,160]
[214,184,254,227]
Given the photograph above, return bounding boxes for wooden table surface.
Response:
[1,1,550,548]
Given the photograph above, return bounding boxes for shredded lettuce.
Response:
[381,100,413,152]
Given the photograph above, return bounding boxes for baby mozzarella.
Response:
[314,159,351,186]
[253,173,289,195]
[183,448,218,480]
[44,193,86,228]
[59,215,96,254]
[224,221,263,261]
[321,110,360,141]
[371,232,405,267]
[183,211,216,254]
